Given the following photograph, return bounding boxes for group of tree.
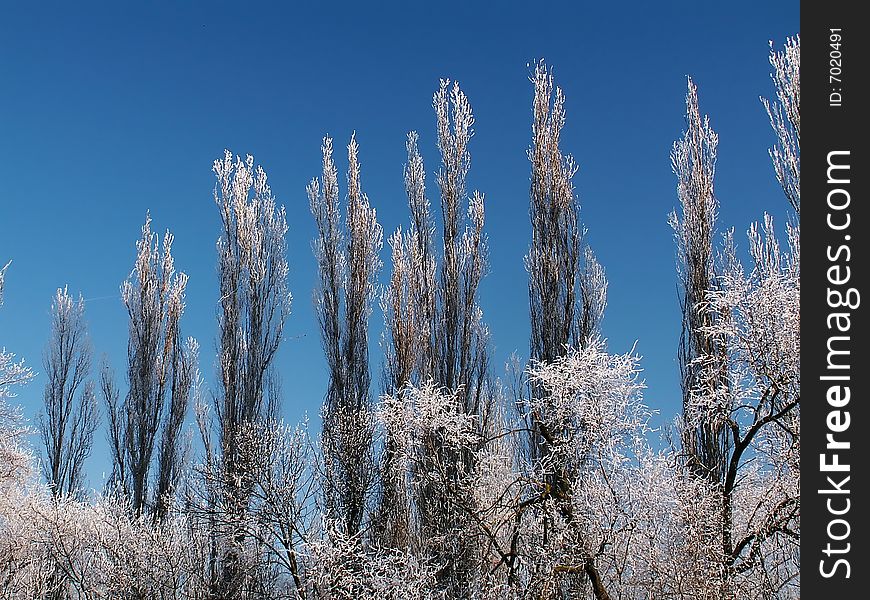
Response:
[0,36,799,599]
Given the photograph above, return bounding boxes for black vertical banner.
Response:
[802,2,868,596]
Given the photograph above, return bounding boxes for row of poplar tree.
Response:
[0,36,799,599]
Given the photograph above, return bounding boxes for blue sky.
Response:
[0,2,798,490]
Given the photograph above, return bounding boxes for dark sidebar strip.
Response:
[802,2,868,596]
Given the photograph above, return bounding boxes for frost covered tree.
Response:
[382,79,492,414]
[190,416,316,597]
[431,80,490,420]
[39,287,98,498]
[703,37,801,596]
[699,218,800,597]
[668,39,801,597]
[213,150,291,469]
[519,341,647,599]
[762,35,800,216]
[309,134,382,538]
[524,62,608,472]
[377,381,508,597]
[520,62,610,597]
[104,214,196,519]
[669,78,730,484]
[527,62,606,366]
[378,79,494,596]
[377,131,438,551]
[209,150,292,595]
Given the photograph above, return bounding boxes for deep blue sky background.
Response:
[0,2,798,491]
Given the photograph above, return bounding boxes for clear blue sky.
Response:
[0,2,798,491]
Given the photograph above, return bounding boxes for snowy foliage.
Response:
[0,351,32,404]
[305,533,436,600]
[0,484,209,598]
